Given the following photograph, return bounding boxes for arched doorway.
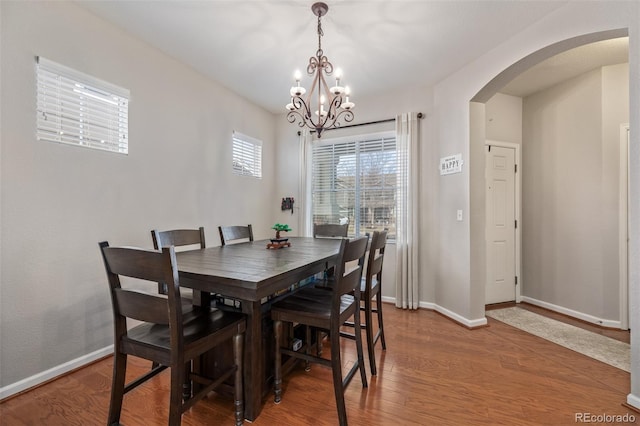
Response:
[470,28,629,325]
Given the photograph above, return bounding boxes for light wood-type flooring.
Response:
[1,303,636,425]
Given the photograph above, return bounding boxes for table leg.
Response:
[242,300,263,421]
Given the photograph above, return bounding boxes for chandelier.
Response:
[286,2,354,138]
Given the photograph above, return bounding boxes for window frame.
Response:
[232,131,263,179]
[310,130,398,240]
[36,56,130,154]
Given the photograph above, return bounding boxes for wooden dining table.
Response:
[175,236,342,421]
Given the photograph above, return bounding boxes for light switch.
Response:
[456,209,463,221]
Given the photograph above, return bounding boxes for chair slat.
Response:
[102,246,172,284]
[218,225,253,246]
[313,223,349,238]
[152,228,206,249]
[114,288,170,324]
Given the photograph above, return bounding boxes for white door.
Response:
[486,145,516,304]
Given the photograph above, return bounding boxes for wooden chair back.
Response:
[99,242,183,343]
[332,235,369,310]
[313,223,349,238]
[152,227,206,250]
[151,227,205,295]
[364,230,387,297]
[218,224,253,246]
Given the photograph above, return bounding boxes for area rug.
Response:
[486,307,630,372]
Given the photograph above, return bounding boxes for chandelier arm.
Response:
[305,67,320,114]
[327,94,343,120]
[289,96,315,126]
[334,109,355,124]
[287,109,310,128]
[319,96,340,129]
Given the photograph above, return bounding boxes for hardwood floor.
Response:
[1,304,635,425]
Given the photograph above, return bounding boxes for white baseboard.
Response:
[520,296,622,329]
[0,345,113,401]
[627,393,640,411]
[380,295,396,304]
[382,296,487,328]
[435,304,488,328]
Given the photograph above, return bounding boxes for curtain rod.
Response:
[298,112,423,136]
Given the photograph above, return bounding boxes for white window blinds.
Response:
[232,131,263,178]
[311,131,398,239]
[36,56,129,154]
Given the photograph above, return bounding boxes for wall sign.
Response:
[440,154,463,175]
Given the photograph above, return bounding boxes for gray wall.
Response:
[0,1,277,389]
[522,64,629,321]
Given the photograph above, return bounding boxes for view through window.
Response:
[311,131,397,239]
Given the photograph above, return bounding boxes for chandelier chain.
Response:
[317,13,323,53]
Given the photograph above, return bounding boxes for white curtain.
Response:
[395,113,420,309]
[298,130,313,237]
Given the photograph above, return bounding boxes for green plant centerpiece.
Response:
[271,223,292,240]
[267,223,292,249]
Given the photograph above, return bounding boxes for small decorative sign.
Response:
[440,154,463,175]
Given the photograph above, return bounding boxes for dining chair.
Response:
[150,227,209,370]
[151,227,206,298]
[343,230,388,375]
[313,222,349,238]
[218,224,254,246]
[99,241,245,426]
[314,222,349,282]
[271,236,369,426]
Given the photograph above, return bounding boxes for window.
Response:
[311,131,398,239]
[36,57,129,154]
[232,131,262,178]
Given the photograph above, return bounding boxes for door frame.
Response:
[619,124,630,330]
[485,140,522,303]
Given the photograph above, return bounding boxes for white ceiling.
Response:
[501,37,629,97]
[76,1,627,113]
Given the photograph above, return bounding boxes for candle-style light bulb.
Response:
[340,86,354,110]
[330,68,345,95]
[335,68,343,85]
[291,70,306,97]
[316,95,327,117]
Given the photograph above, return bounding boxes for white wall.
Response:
[486,93,523,144]
[0,1,277,391]
[485,70,630,325]
[522,64,628,321]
